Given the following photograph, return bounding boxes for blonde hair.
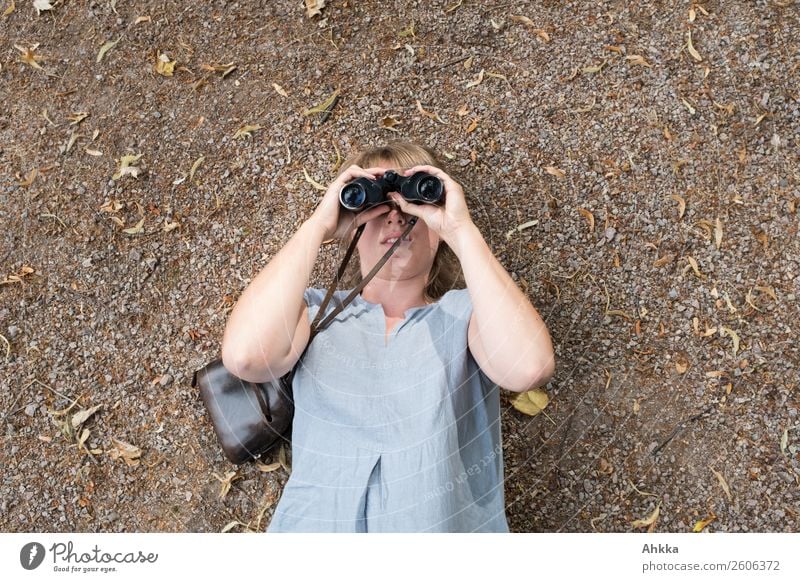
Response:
[335,140,465,302]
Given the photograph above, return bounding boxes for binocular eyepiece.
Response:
[339,170,444,212]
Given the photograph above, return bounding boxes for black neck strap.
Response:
[308,216,418,342]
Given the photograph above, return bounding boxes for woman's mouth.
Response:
[383,237,411,246]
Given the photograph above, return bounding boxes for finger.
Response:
[388,192,421,218]
[354,204,390,227]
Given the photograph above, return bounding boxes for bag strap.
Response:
[308,216,418,342]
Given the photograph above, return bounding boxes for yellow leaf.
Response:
[96,38,119,63]
[3,0,15,18]
[510,388,549,417]
[155,53,176,76]
[693,515,715,532]
[465,117,479,133]
[272,82,288,97]
[667,194,686,219]
[687,30,703,62]
[577,207,595,232]
[544,165,566,178]
[303,167,326,191]
[122,218,145,235]
[632,503,660,529]
[381,115,402,132]
[304,90,340,115]
[18,168,37,187]
[465,68,484,88]
[719,326,740,356]
[685,256,704,278]
[233,124,262,139]
[113,153,142,179]
[68,111,89,125]
[189,155,204,182]
[709,467,732,501]
[15,44,44,70]
[416,100,447,124]
[626,54,652,67]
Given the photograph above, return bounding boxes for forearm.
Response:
[450,224,555,389]
[221,218,327,372]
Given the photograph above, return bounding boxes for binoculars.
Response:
[339,170,444,211]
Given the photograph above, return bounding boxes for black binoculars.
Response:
[339,170,444,212]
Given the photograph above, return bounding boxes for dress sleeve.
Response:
[302,288,327,324]
[442,289,498,391]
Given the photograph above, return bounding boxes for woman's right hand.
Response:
[308,165,391,241]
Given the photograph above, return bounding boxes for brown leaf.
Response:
[544,165,566,178]
[108,438,142,466]
[709,467,732,501]
[381,115,402,132]
[416,100,447,124]
[304,0,325,18]
[577,207,595,232]
[632,503,660,531]
[15,44,44,70]
[687,30,703,62]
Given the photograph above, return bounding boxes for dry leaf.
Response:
[505,219,539,241]
[632,503,660,530]
[2,0,15,18]
[719,326,740,355]
[675,361,689,374]
[681,98,696,115]
[381,115,402,132]
[18,168,37,187]
[15,44,44,70]
[122,218,145,235]
[84,148,102,157]
[304,0,325,18]
[510,388,549,416]
[709,467,732,501]
[108,438,142,466]
[304,90,340,115]
[416,100,446,124]
[693,515,715,532]
[33,0,52,15]
[582,62,606,74]
[70,404,102,429]
[653,253,674,268]
[272,82,288,97]
[456,104,469,116]
[510,15,549,41]
[189,156,204,182]
[134,15,150,24]
[163,220,179,232]
[687,30,703,62]
[667,194,686,219]
[303,167,326,191]
[544,165,566,178]
[465,117,479,133]
[256,460,282,473]
[685,256,704,278]
[155,53,176,76]
[213,470,243,499]
[97,39,119,63]
[626,55,651,67]
[233,124,262,139]
[113,154,143,180]
[780,429,789,455]
[714,218,723,249]
[577,207,595,232]
[465,68,484,88]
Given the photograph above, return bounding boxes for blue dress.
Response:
[266,287,510,533]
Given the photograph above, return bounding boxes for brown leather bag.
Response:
[192,218,417,464]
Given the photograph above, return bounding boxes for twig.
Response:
[424,55,470,74]
[651,405,715,456]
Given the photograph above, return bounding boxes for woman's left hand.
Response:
[388,165,475,247]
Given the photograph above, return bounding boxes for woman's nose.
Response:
[385,203,406,224]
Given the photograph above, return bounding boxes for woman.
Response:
[221,141,555,532]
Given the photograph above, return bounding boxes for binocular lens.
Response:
[341,184,366,210]
[418,176,443,201]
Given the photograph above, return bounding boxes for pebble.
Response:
[7,325,19,339]
[24,404,37,417]
[159,374,173,387]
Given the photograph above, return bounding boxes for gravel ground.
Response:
[1,1,798,533]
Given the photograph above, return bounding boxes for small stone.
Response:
[604,226,617,241]
[82,257,93,267]
[668,289,679,300]
[7,325,19,339]
[24,404,37,417]
[129,249,142,262]
[159,374,173,387]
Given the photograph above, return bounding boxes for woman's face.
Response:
[354,162,441,284]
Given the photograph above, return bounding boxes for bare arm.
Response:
[453,224,555,393]
[221,218,327,383]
